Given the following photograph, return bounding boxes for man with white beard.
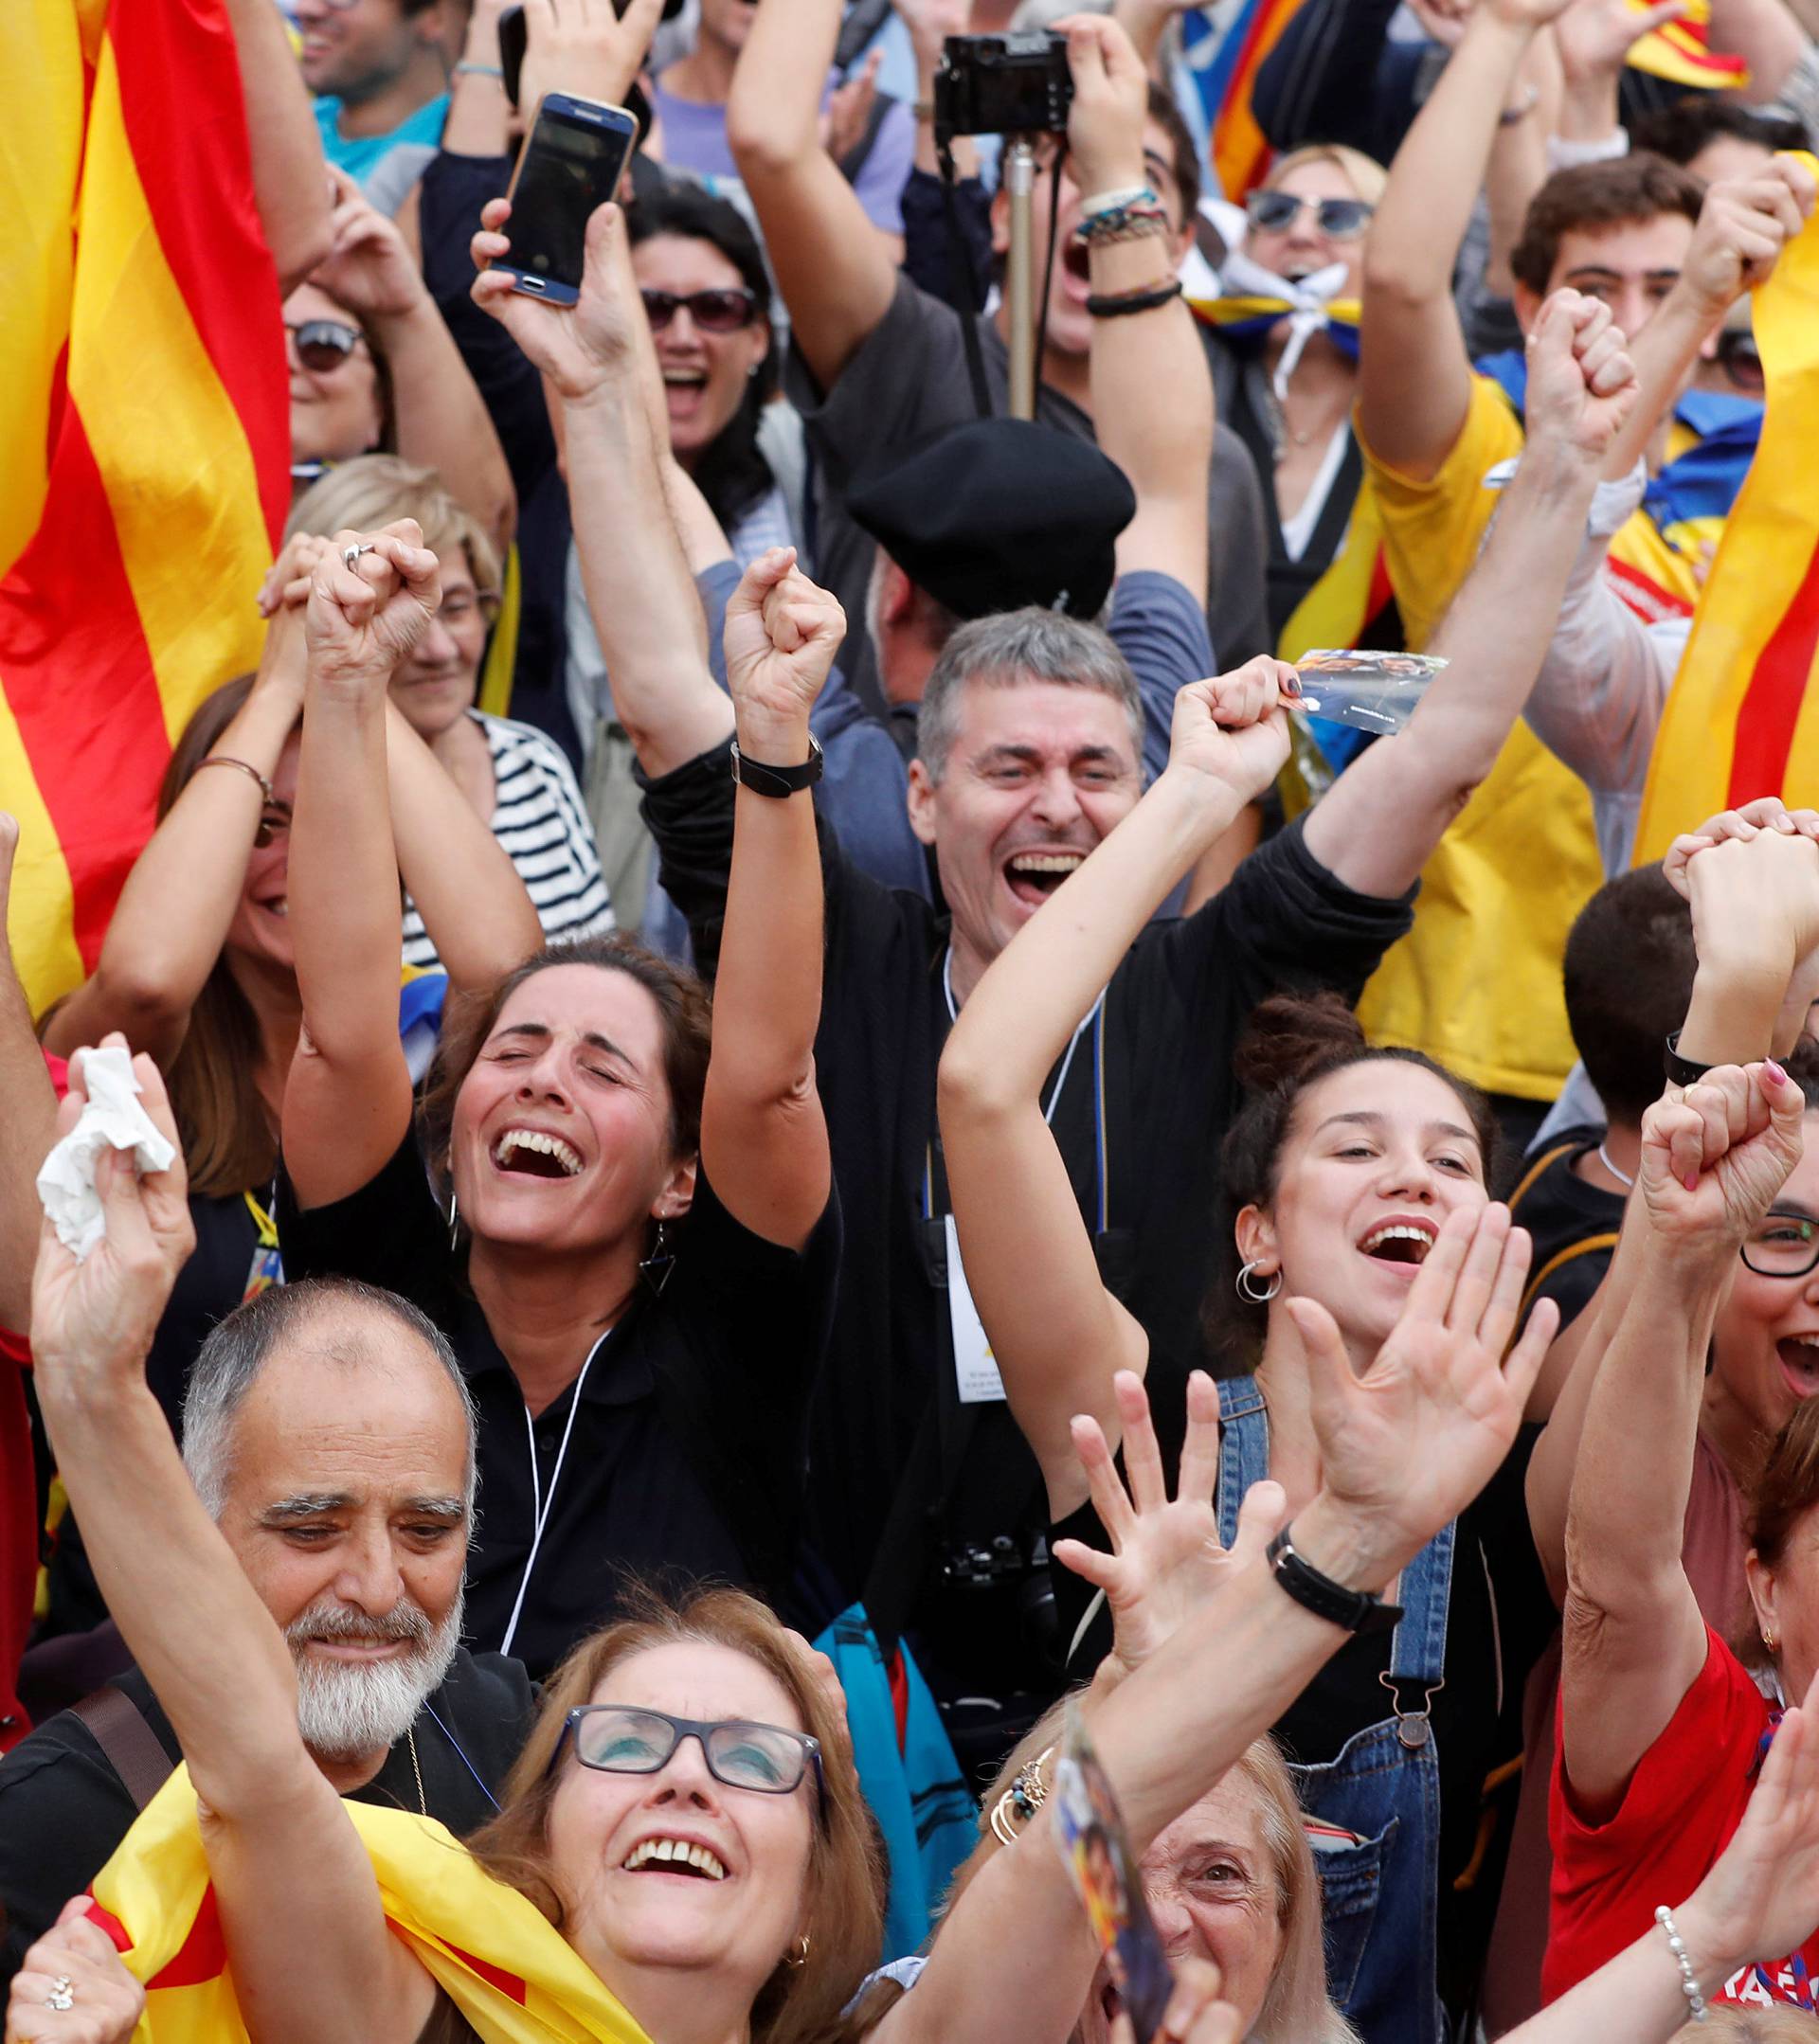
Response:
[0,1277,535,1988]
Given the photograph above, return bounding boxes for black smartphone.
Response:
[497,93,639,306]
[932,31,1072,139]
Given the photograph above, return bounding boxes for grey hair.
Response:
[181,1278,478,1521]
[913,608,1144,784]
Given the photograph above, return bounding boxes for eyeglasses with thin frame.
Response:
[1244,190,1375,242]
[286,318,369,374]
[639,287,762,334]
[1741,1210,1819,1279]
[547,1704,824,1809]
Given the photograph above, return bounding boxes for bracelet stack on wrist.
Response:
[1081,184,1158,217]
[1655,1907,1708,2023]
[1084,278,1183,320]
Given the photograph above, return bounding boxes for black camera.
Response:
[932,31,1073,140]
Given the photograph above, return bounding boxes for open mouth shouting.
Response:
[1777,1332,1819,1401]
[1002,849,1087,910]
[491,1127,585,1180]
[621,1833,729,1881]
[1357,1215,1438,1273]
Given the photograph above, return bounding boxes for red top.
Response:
[1547,1624,1816,2012]
[0,1049,69,1749]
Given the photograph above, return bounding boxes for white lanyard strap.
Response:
[941,944,1104,1131]
[497,1347,597,1659]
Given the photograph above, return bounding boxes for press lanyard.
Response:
[497,1341,602,1660]
[241,1186,283,1301]
[921,945,1108,1223]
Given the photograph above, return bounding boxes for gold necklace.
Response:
[407,1726,427,1816]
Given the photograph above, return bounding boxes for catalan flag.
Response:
[1625,0,1750,91]
[1179,0,1309,201]
[1634,155,1819,861]
[0,0,287,1018]
[92,1764,655,2043]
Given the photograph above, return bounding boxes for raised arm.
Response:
[29,1056,430,2044]
[725,0,899,395]
[1305,287,1632,899]
[1071,17,1210,595]
[1358,0,1569,480]
[225,0,333,293]
[311,170,517,553]
[1560,1060,1805,1816]
[700,554,838,1247]
[280,528,444,1210]
[937,662,1292,1515]
[44,602,307,1068]
[471,198,735,776]
[879,1197,1554,2044]
[0,818,58,1332]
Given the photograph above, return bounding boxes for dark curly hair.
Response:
[1204,994,1502,1371]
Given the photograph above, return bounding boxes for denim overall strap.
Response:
[1214,1375,1270,1549]
[1382,1516,1455,1748]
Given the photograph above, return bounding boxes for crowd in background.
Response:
[9,0,1819,2037]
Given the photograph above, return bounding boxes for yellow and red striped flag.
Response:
[1625,0,1750,91]
[1633,153,1819,863]
[91,1765,655,2043]
[0,0,286,1016]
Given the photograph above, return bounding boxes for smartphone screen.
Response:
[502,95,638,303]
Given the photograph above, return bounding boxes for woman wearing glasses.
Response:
[282,457,615,969]
[287,166,516,554]
[628,182,808,567]
[1204,146,1383,652]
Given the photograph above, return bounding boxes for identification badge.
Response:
[1052,1702,1174,2042]
[944,1214,1006,1405]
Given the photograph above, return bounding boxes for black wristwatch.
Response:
[729,735,824,799]
[1267,1525,1405,1637]
[1664,1030,1714,1089]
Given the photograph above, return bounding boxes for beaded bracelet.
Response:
[1656,1907,1707,2024]
[1081,184,1158,218]
[1076,202,1168,245]
[1080,213,1170,249]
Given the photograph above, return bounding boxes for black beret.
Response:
[846,418,1135,622]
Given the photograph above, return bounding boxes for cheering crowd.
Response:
[9,0,1819,2036]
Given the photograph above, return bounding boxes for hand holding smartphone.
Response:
[497,93,639,308]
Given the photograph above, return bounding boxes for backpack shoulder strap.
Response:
[69,1684,176,1813]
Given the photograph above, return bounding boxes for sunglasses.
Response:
[1741,1211,1819,1280]
[1716,326,1763,396]
[548,1705,824,1804]
[639,287,761,334]
[1244,190,1375,242]
[287,318,368,373]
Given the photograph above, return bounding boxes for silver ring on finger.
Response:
[341,541,375,572]
[46,1973,76,2011]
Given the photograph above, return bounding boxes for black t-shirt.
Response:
[1506,1124,1624,1335]
[0,1648,533,1989]
[1051,1408,1556,2018]
[784,271,1272,712]
[277,1134,839,1680]
[645,740,1415,1658]
[43,1190,266,1637]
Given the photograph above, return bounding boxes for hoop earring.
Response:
[785,1934,811,1969]
[639,1218,675,1298]
[1236,1260,1282,1305]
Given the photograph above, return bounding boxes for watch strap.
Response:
[1664,1030,1714,1089]
[729,734,824,799]
[1267,1525,1404,1637]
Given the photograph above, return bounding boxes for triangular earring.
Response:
[639,1219,675,1298]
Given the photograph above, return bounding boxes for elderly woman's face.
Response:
[1244,157,1372,299]
[1076,1781,1283,2044]
[284,281,383,468]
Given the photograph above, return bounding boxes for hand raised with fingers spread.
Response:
[29,1041,195,1399]
[1555,0,1689,90]
[723,548,846,744]
[6,1896,146,2044]
[472,199,643,403]
[1163,659,1296,809]
[304,523,443,697]
[518,0,664,123]
[1052,1370,1288,1685]
[1638,1060,1805,1249]
[1288,1203,1558,1573]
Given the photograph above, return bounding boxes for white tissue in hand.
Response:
[36,1046,176,1261]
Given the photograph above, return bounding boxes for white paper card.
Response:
[945,1213,1006,1405]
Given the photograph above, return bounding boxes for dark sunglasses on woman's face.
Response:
[286,318,367,374]
[1716,326,1764,397]
[639,287,761,334]
[1244,190,1375,242]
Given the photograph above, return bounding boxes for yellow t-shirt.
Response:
[1354,376,1696,1101]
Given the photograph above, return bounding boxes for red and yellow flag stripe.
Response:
[1633,154,1819,862]
[0,0,286,1016]
[1625,0,1750,90]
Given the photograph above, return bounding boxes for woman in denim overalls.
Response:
[943,980,1552,2044]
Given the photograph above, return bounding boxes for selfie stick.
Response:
[1005,138,1036,420]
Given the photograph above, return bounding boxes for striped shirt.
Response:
[402,712,615,970]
